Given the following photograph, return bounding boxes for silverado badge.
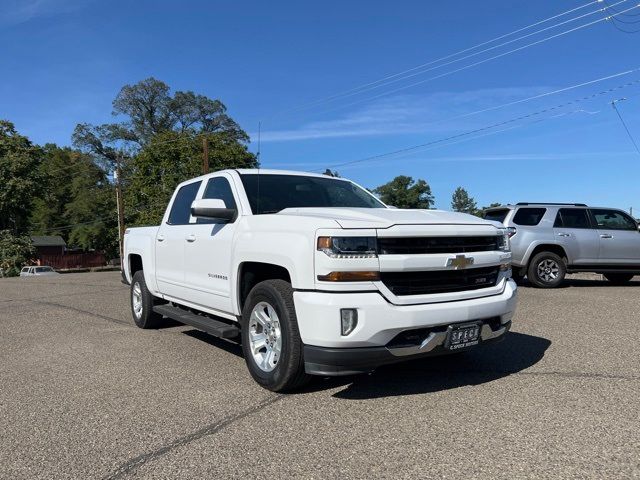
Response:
[447,254,474,270]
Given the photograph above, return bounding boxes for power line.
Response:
[311,0,628,113]
[604,0,640,15]
[266,0,605,119]
[611,98,640,155]
[308,4,640,117]
[311,78,640,172]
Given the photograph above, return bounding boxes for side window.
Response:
[197,177,238,224]
[203,177,237,209]
[554,208,591,229]
[592,209,637,231]
[167,181,202,225]
[513,208,546,226]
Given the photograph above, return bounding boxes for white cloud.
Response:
[0,0,87,26]
[256,87,553,142]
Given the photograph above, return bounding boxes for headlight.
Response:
[497,230,511,252]
[317,236,377,258]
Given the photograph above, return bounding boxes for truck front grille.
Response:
[380,266,500,296]
[377,236,499,255]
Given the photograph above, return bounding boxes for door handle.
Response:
[600,234,613,239]
[157,235,165,242]
[186,234,196,242]
[556,233,571,237]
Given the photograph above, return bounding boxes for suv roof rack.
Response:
[516,202,587,207]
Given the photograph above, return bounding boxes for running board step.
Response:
[153,304,240,339]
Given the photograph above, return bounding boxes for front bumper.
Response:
[294,279,517,376]
[293,279,517,348]
[304,320,511,376]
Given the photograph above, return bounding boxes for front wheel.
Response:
[527,252,566,288]
[604,273,635,285]
[241,279,310,392]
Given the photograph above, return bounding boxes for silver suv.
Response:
[484,203,640,288]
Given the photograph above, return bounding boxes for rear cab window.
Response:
[483,209,510,224]
[513,208,546,226]
[554,208,592,228]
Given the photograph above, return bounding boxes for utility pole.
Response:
[202,136,209,174]
[115,154,125,267]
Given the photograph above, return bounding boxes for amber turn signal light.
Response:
[317,271,380,282]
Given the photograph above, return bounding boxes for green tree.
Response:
[73,78,248,169]
[0,121,43,232]
[0,230,35,276]
[30,145,118,257]
[476,202,503,217]
[451,187,478,215]
[373,175,434,209]
[124,130,257,226]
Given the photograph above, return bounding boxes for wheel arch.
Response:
[237,262,292,313]
[524,242,569,266]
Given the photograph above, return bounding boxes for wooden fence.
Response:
[39,252,106,270]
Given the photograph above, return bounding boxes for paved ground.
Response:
[1,272,639,479]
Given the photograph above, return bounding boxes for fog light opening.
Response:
[340,309,358,336]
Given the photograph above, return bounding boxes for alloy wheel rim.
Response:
[248,301,282,373]
[537,259,560,282]
[132,282,143,319]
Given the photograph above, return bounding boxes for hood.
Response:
[276,207,496,229]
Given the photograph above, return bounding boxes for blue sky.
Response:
[2,0,640,211]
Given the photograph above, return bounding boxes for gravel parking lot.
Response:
[1,272,639,479]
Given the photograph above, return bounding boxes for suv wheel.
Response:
[130,270,164,328]
[528,252,566,288]
[604,273,635,285]
[241,279,311,392]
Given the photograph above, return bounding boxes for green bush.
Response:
[0,230,35,277]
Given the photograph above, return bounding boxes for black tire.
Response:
[511,268,525,284]
[527,252,566,288]
[240,279,310,392]
[130,270,164,328]
[604,273,635,285]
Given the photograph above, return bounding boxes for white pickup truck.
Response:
[124,169,517,391]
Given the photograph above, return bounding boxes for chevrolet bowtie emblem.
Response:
[447,254,474,269]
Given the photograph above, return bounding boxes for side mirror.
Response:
[191,199,237,222]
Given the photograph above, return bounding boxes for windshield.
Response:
[240,174,386,214]
[483,209,509,223]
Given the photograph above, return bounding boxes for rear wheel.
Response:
[527,252,566,288]
[130,270,164,328]
[241,279,310,392]
[604,273,635,285]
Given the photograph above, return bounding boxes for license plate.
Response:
[445,323,481,350]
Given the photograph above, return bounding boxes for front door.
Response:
[183,174,240,314]
[552,208,600,265]
[155,180,202,300]
[591,208,640,264]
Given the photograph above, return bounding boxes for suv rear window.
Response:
[513,208,546,226]
[554,208,591,229]
[483,209,509,223]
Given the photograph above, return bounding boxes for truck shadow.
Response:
[517,278,640,289]
[180,329,550,400]
[306,332,551,399]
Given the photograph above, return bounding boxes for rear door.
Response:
[590,208,640,264]
[155,180,202,300]
[553,208,599,265]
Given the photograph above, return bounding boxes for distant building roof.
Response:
[31,236,66,247]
